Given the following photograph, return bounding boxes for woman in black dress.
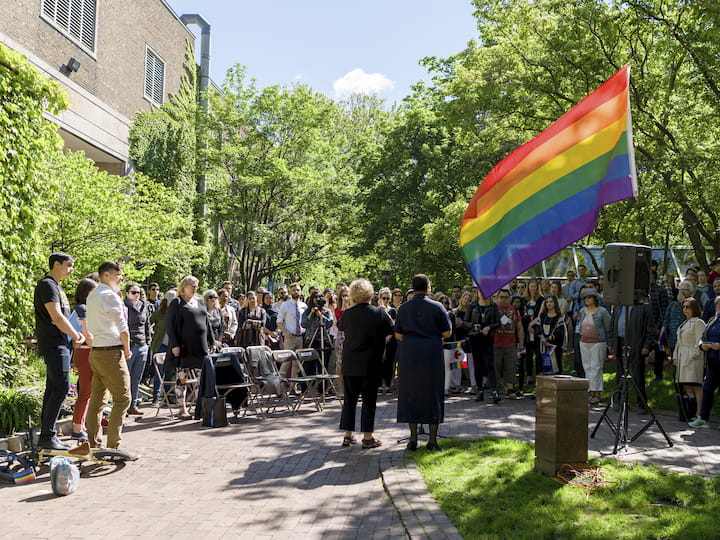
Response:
[395,274,452,451]
[261,292,281,349]
[337,279,393,449]
[237,291,267,347]
[166,275,214,419]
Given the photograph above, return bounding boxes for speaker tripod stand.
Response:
[590,313,673,453]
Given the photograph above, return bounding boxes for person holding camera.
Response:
[301,290,334,374]
[236,291,267,348]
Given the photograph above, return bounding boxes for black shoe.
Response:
[475,391,484,402]
[426,442,443,452]
[406,439,418,451]
[491,390,501,404]
[38,436,70,451]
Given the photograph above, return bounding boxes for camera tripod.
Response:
[590,306,673,453]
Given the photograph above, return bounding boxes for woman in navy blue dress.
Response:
[395,274,452,451]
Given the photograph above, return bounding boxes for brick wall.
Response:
[0,0,194,119]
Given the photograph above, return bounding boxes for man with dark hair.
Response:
[124,282,152,416]
[568,264,588,306]
[395,274,452,451]
[608,299,658,412]
[34,252,85,450]
[147,282,161,309]
[277,282,306,348]
[86,261,133,450]
[450,285,462,309]
[220,281,240,312]
[492,288,524,401]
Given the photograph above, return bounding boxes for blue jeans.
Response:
[127,345,149,406]
[40,344,71,438]
[700,359,720,420]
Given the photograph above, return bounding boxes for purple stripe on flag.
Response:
[468,175,634,296]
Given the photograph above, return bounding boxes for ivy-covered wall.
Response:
[0,43,67,375]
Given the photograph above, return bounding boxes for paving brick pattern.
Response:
[2,390,719,539]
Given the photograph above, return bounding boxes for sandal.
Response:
[361,438,382,449]
[342,435,357,447]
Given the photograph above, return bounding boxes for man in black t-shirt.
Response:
[34,252,85,450]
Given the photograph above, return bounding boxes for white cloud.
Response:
[333,68,394,97]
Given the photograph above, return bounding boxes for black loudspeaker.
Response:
[603,243,651,305]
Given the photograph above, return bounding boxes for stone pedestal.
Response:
[535,375,589,476]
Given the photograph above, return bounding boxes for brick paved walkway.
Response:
[2,389,720,539]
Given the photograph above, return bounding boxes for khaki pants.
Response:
[87,348,131,449]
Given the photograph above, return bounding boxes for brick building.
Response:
[0,0,195,174]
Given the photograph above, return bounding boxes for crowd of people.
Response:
[33,251,720,454]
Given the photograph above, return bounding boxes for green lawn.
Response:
[599,363,720,419]
[412,438,719,540]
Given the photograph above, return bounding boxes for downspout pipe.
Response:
[179,13,211,112]
[179,13,211,246]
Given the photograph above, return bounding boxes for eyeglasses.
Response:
[208,295,218,300]
[128,291,140,295]
[381,296,391,300]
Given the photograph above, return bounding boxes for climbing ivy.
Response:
[0,43,67,374]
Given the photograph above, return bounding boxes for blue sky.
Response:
[165,0,479,104]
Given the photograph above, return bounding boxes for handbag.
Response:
[201,396,228,428]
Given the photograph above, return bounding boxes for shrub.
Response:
[0,387,41,436]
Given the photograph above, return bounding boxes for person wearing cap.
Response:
[577,288,611,405]
[149,288,177,407]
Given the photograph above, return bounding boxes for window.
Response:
[144,47,165,105]
[42,0,96,51]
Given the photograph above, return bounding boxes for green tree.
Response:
[433,0,720,267]
[39,151,202,284]
[205,67,381,290]
[0,43,67,375]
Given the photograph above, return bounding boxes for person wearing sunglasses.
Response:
[124,282,152,416]
[203,289,225,349]
[377,287,397,395]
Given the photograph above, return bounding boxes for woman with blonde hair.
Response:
[166,276,214,419]
[337,279,393,449]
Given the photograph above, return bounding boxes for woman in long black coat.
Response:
[337,279,393,449]
[166,275,214,419]
[395,274,452,451]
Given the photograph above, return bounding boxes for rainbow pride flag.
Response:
[460,66,637,296]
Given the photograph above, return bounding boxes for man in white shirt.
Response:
[277,282,307,351]
[86,261,133,450]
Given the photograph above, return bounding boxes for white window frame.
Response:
[40,0,97,55]
[144,45,166,106]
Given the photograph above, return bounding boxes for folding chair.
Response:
[152,352,176,417]
[291,348,323,412]
[211,348,263,418]
[296,347,343,405]
[270,349,308,414]
[245,345,292,414]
